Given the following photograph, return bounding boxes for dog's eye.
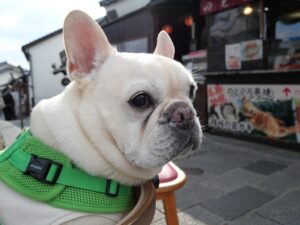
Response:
[189,85,195,100]
[129,92,152,108]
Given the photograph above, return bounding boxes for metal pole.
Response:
[259,0,265,40]
[18,83,24,129]
[17,66,25,129]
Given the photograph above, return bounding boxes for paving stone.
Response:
[152,205,226,225]
[191,154,256,175]
[230,213,282,225]
[202,168,264,192]
[176,157,217,184]
[0,134,4,150]
[185,171,217,185]
[175,182,224,210]
[152,209,165,223]
[258,146,300,162]
[256,188,300,225]
[0,120,21,146]
[178,206,225,225]
[288,217,300,225]
[155,200,164,213]
[151,218,166,225]
[243,160,288,175]
[192,139,261,162]
[203,134,272,155]
[202,186,274,220]
[250,165,300,196]
[200,145,260,172]
[204,133,300,162]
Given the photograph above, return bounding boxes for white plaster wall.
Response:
[27,32,65,104]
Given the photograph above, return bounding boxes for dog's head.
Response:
[63,10,202,170]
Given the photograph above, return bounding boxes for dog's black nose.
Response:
[159,101,195,130]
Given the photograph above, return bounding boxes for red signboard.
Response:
[200,0,253,15]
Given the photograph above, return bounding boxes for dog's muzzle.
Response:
[131,101,201,169]
[158,101,195,130]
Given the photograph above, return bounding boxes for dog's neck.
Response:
[30,82,160,185]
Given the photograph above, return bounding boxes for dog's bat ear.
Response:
[154,30,175,59]
[63,10,115,80]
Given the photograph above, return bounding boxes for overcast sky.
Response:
[0,0,106,69]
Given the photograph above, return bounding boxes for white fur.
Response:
[0,10,202,224]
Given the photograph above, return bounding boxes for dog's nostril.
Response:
[172,108,185,123]
[171,107,195,129]
[188,111,194,121]
[173,114,182,124]
[160,101,196,128]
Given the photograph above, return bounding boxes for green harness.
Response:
[0,129,134,213]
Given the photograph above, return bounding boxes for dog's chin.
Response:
[126,138,200,169]
[174,144,200,160]
[123,115,202,169]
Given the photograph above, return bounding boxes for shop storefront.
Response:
[186,0,300,147]
[100,0,300,147]
[101,0,196,60]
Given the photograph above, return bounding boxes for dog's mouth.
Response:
[130,130,200,169]
[174,135,200,158]
[122,107,202,170]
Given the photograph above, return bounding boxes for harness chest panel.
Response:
[0,130,134,213]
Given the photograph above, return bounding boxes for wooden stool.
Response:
[156,162,187,225]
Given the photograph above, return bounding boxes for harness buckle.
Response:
[105,179,120,197]
[24,155,62,185]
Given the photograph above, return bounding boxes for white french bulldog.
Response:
[0,10,202,225]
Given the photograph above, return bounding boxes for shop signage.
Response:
[241,39,263,61]
[225,39,263,70]
[225,43,241,70]
[200,0,253,15]
[207,84,300,144]
[273,41,300,70]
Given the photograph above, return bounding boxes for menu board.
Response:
[225,43,241,70]
[207,84,300,144]
[241,39,263,61]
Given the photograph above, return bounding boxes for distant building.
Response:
[22,30,66,105]
[0,62,23,88]
[21,0,300,147]
[22,0,196,105]
[0,62,29,120]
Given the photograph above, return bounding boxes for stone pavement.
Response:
[0,118,30,149]
[1,119,300,224]
[152,134,300,225]
[0,119,21,149]
[0,133,4,150]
